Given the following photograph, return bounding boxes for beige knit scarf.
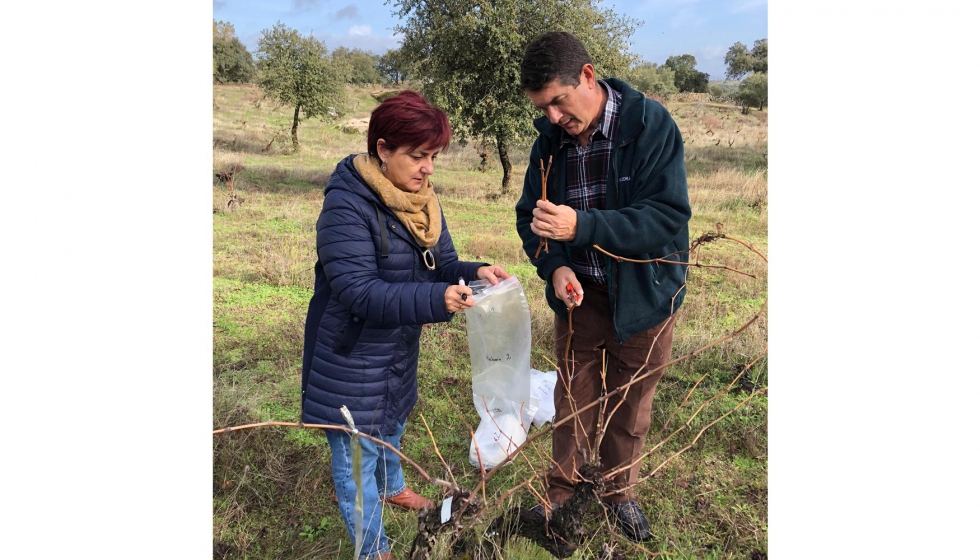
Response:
[353,153,442,248]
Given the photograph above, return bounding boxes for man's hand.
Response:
[531,200,578,242]
[551,266,584,309]
[476,265,511,286]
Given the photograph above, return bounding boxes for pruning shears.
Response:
[565,283,582,305]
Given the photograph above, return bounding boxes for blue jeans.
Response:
[325,422,407,560]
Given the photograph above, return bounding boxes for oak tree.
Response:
[391,0,638,193]
[254,23,350,151]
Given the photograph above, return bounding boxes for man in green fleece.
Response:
[515,31,691,542]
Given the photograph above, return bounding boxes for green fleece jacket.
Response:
[515,78,691,344]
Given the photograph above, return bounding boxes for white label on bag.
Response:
[440,497,453,524]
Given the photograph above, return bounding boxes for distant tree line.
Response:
[213,20,255,84]
[213,19,408,88]
[725,39,767,112]
[213,13,767,169]
[623,54,708,97]
[623,38,767,113]
[213,19,420,151]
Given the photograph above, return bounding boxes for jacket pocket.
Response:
[333,315,366,357]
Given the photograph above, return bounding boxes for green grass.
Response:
[213,84,768,559]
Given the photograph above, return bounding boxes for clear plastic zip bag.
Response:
[462,276,535,469]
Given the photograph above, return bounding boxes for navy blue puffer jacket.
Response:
[301,155,485,436]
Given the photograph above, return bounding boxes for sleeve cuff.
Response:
[571,210,594,247]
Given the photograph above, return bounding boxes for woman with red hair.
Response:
[300,91,509,560]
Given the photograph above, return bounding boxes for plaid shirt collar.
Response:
[561,80,620,146]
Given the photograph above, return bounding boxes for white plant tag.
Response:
[440,497,453,524]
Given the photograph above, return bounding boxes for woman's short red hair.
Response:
[366,90,452,159]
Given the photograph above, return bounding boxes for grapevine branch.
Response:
[418,413,458,488]
[605,387,768,494]
[482,308,764,485]
[592,244,758,279]
[603,347,769,482]
[534,156,554,259]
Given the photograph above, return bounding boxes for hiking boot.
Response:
[383,487,434,511]
[609,501,652,542]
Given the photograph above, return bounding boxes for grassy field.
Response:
[213,83,768,559]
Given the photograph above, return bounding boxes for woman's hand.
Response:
[476,265,511,286]
[445,284,474,314]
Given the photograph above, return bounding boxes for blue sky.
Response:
[213,0,767,82]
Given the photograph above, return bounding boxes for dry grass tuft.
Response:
[688,168,768,212]
[462,233,524,264]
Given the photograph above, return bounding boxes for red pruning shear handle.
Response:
[565,283,582,304]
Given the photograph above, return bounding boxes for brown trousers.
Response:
[547,283,675,505]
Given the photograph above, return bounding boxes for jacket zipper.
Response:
[609,134,639,344]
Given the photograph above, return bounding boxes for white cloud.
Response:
[348,25,371,37]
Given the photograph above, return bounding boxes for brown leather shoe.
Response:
[371,553,394,560]
[383,487,434,511]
